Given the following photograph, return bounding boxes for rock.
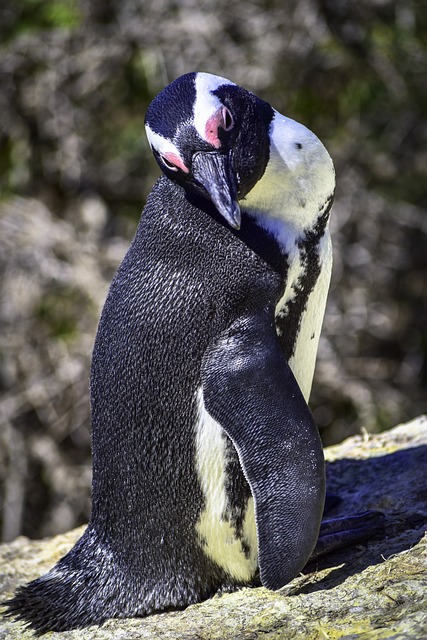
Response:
[1,416,426,639]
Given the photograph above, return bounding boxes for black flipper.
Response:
[202,311,326,590]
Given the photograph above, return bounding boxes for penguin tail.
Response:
[2,527,131,635]
[2,573,101,636]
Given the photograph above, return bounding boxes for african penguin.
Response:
[3,72,380,635]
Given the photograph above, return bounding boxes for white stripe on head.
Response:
[145,123,181,157]
[145,123,189,172]
[193,73,235,145]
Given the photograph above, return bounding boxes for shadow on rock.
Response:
[297,444,427,595]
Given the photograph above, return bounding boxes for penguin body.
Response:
[4,73,336,633]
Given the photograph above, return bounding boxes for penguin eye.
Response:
[159,155,179,172]
[221,106,234,132]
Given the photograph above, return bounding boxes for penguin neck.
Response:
[185,188,288,277]
[237,114,335,401]
[240,110,335,259]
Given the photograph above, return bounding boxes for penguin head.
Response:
[145,72,274,230]
[145,72,335,239]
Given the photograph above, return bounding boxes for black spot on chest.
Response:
[223,437,252,555]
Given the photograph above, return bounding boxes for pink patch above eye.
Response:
[204,110,223,148]
[164,152,189,173]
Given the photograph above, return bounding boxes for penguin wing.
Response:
[201,310,325,589]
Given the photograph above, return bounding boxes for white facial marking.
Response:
[194,388,258,581]
[145,123,188,170]
[193,73,235,145]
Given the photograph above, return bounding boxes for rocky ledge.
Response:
[1,416,426,639]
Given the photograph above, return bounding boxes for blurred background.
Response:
[0,0,426,542]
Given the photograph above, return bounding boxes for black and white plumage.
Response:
[3,72,381,635]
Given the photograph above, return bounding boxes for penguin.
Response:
[3,72,383,635]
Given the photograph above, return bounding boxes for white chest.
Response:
[194,389,258,581]
[276,230,332,401]
[242,110,335,400]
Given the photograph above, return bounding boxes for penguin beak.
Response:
[192,151,241,230]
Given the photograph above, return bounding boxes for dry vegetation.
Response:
[0,0,426,541]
